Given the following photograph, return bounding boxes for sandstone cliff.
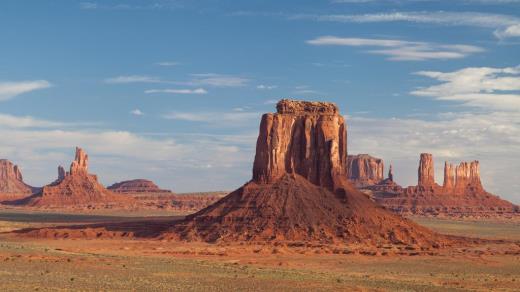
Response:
[346,154,384,187]
[0,159,35,197]
[252,99,347,192]
[418,153,436,186]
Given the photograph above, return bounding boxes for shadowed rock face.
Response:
[443,162,455,191]
[347,154,384,187]
[252,99,347,192]
[0,159,34,196]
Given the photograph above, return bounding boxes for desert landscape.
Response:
[2,1,519,291]
[0,99,519,291]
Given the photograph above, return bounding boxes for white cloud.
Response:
[0,80,52,101]
[130,109,144,116]
[145,88,208,95]
[411,66,520,111]
[307,36,484,61]
[163,111,260,124]
[105,75,161,84]
[156,61,179,66]
[257,84,278,90]
[188,74,249,87]
[0,114,65,128]
[80,2,97,9]
[293,11,520,39]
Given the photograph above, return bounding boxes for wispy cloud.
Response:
[145,88,208,95]
[105,75,161,84]
[257,84,278,90]
[163,111,260,124]
[156,61,179,66]
[293,11,520,39]
[411,65,520,111]
[307,36,484,61]
[0,80,52,101]
[0,114,65,128]
[187,74,249,87]
[130,109,144,116]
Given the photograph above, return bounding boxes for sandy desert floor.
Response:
[0,211,519,291]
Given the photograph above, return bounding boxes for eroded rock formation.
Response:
[373,154,519,218]
[171,99,446,247]
[0,159,35,197]
[346,154,384,187]
[418,153,435,186]
[11,147,133,208]
[108,179,172,194]
[252,99,347,191]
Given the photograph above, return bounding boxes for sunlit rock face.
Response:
[253,99,347,191]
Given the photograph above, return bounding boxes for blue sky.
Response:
[0,0,519,202]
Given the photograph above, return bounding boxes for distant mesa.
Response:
[9,147,134,208]
[0,159,38,199]
[347,154,384,188]
[348,153,519,218]
[108,179,172,194]
[170,99,446,247]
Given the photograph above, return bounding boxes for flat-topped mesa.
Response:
[253,99,347,191]
[443,162,455,191]
[418,153,435,186]
[276,99,339,115]
[454,161,483,193]
[347,154,384,186]
[69,147,88,176]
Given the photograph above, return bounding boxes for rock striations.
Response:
[0,159,36,198]
[170,99,446,247]
[108,179,172,194]
[11,147,133,208]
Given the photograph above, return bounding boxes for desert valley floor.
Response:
[0,209,519,291]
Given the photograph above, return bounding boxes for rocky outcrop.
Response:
[10,147,134,208]
[443,162,455,191]
[70,147,88,176]
[252,99,347,192]
[108,179,172,194]
[388,164,394,182]
[373,154,519,218]
[0,159,34,196]
[57,166,66,182]
[171,99,446,247]
[454,161,483,194]
[418,153,435,186]
[347,154,384,187]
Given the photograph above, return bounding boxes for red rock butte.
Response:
[360,153,519,218]
[0,159,35,198]
[170,99,448,247]
[10,147,133,208]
